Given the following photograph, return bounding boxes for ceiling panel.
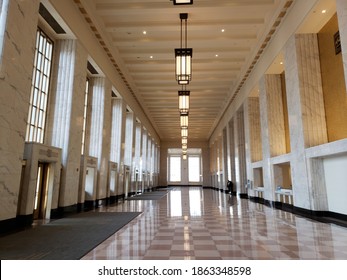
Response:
[75,0,294,141]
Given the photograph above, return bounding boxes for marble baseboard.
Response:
[0,214,33,235]
[248,195,347,228]
[50,204,79,219]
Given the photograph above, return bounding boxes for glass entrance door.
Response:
[168,149,202,186]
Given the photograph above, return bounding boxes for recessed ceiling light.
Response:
[215,54,219,57]
[322,9,327,14]
[150,56,153,59]
[221,29,225,32]
[280,61,283,65]
[143,31,147,35]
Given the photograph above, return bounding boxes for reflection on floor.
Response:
[82,187,347,260]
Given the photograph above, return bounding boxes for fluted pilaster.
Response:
[48,40,87,207]
[89,77,112,200]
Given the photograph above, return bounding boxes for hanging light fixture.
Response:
[180,112,189,128]
[181,127,188,138]
[172,0,193,5]
[178,89,190,113]
[175,13,192,85]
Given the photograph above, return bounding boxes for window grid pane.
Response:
[25,29,53,143]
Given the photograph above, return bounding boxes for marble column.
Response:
[216,137,223,189]
[151,139,156,187]
[259,77,273,202]
[110,99,121,164]
[147,137,152,190]
[259,74,287,201]
[124,112,135,167]
[134,122,142,191]
[125,111,135,193]
[110,98,126,196]
[88,77,112,201]
[284,34,328,210]
[235,106,247,194]
[225,119,232,182]
[135,122,142,171]
[141,129,148,188]
[210,141,216,188]
[244,97,262,196]
[228,119,237,188]
[222,128,228,191]
[48,39,87,208]
[202,143,211,187]
[0,0,40,223]
[336,0,347,93]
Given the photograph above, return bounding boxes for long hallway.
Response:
[81,187,347,260]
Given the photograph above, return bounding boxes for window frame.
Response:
[25,28,54,143]
[0,0,9,71]
[81,77,90,154]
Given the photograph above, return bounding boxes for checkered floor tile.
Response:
[81,187,347,260]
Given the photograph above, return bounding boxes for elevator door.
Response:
[124,168,130,198]
[109,170,117,195]
[85,167,95,200]
[33,163,50,220]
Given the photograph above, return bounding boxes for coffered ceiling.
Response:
[73,0,295,141]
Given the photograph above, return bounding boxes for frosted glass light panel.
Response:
[175,48,192,85]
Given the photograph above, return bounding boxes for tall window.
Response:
[0,0,9,66]
[25,29,53,143]
[81,78,89,154]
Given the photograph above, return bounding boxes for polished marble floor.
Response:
[81,187,347,260]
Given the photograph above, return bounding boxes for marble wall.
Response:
[239,8,347,214]
[247,97,262,163]
[0,0,40,221]
[336,0,347,93]
[0,1,162,229]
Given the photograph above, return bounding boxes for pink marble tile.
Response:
[81,187,347,260]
